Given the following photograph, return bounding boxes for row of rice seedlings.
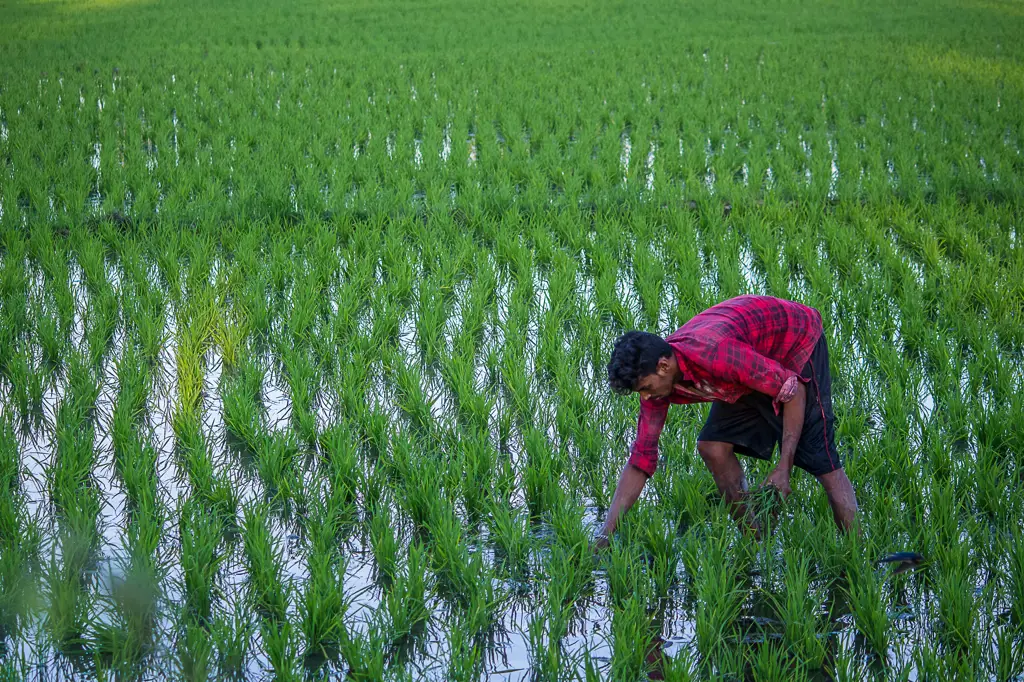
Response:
[91,363,165,674]
[6,59,1017,227]
[44,354,102,655]
[278,343,320,445]
[0,417,41,644]
[298,483,351,666]
[241,502,290,624]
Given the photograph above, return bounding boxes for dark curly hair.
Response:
[607,331,674,395]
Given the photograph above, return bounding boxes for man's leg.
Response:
[816,468,858,532]
[696,440,756,534]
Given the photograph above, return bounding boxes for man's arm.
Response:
[763,381,806,497]
[595,464,648,548]
[595,398,666,548]
[701,340,808,497]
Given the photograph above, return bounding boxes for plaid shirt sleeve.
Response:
[626,397,668,476]
[699,339,809,414]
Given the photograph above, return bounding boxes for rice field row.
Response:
[1,51,1022,227]
[1,0,1023,679]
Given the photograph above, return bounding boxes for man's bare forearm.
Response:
[778,382,806,473]
[598,464,648,539]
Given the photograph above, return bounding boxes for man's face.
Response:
[634,356,674,401]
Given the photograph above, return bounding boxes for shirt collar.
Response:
[671,345,694,387]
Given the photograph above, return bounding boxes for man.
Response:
[595,294,858,545]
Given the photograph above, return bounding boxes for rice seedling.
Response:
[223,356,267,455]
[262,618,302,682]
[241,504,290,623]
[1008,526,1024,629]
[368,500,401,583]
[460,552,507,640]
[0,417,39,637]
[298,494,350,660]
[280,344,320,444]
[319,423,360,512]
[486,500,532,580]
[934,540,979,653]
[524,601,565,682]
[767,554,826,669]
[89,557,161,676]
[842,546,890,657]
[991,627,1024,681]
[426,497,479,601]
[610,593,656,682]
[340,622,387,682]
[179,499,223,622]
[691,523,747,661]
[175,616,215,682]
[446,611,487,682]
[175,412,238,527]
[43,546,91,655]
[383,540,431,641]
[749,639,804,682]
[209,599,254,680]
[254,431,300,504]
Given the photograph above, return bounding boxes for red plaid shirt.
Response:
[627,295,823,476]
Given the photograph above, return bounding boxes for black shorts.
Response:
[697,333,841,477]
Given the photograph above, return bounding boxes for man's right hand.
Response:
[596,463,649,552]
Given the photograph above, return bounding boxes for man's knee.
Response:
[818,468,855,497]
[697,440,732,463]
[696,441,745,500]
[817,468,859,512]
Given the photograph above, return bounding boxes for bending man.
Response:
[597,295,858,545]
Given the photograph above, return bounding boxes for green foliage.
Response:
[0,0,1020,675]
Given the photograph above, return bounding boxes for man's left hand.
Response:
[762,467,792,498]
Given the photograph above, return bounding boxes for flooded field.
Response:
[1,0,1024,680]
